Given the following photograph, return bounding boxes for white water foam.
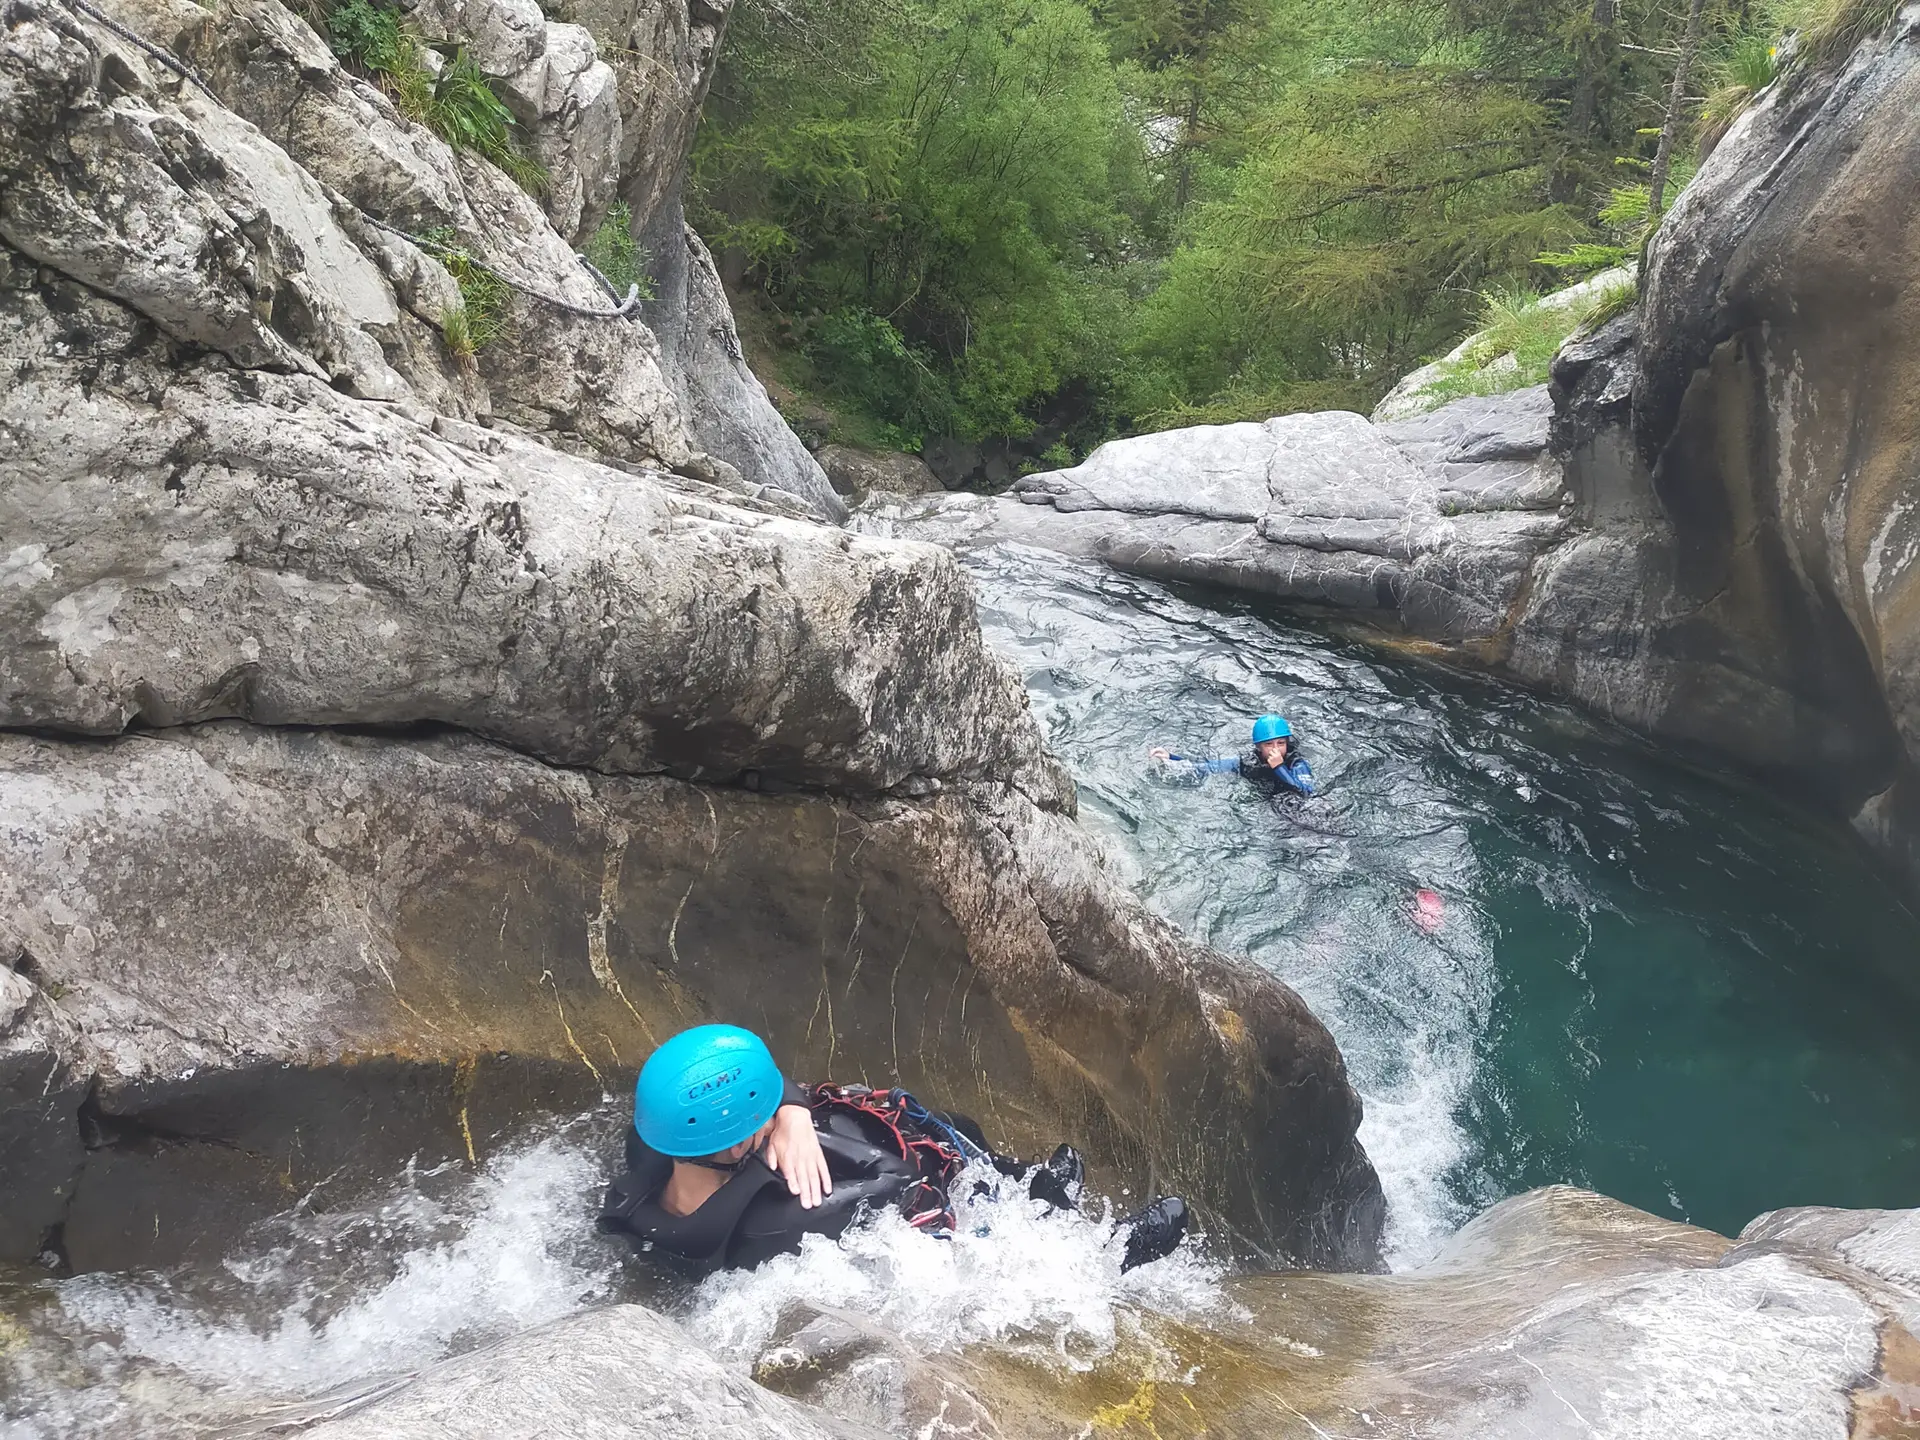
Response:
[687,1160,1230,1371]
[6,1126,623,1439]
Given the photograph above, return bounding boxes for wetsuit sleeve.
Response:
[1279,758,1315,795]
[1160,754,1240,781]
[781,1076,810,1109]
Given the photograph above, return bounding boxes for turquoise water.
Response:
[965,544,1920,1263]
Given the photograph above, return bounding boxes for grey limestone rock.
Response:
[406,0,547,75]
[0,723,1383,1272]
[817,444,944,499]
[495,21,624,244]
[287,1304,886,1439]
[644,219,847,521]
[886,390,1571,646]
[1626,11,1920,886]
[0,267,1053,800]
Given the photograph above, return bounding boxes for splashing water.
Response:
[3,1124,1224,1435]
[687,1162,1229,1370]
[4,1123,624,1438]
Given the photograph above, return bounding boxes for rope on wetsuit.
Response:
[809,1084,971,1231]
[897,1091,990,1161]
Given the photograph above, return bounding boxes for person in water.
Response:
[1150,713,1316,797]
[599,1024,1189,1274]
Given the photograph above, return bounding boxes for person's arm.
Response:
[1148,747,1240,782]
[1278,757,1315,796]
[762,1081,831,1208]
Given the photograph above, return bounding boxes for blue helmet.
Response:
[1251,713,1293,744]
[634,1024,784,1157]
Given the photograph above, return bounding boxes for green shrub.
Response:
[579,202,653,300]
[1416,279,1636,408]
[326,0,432,118]
[1698,30,1780,139]
[324,0,543,192]
[425,50,547,193]
[420,227,511,357]
[803,308,953,452]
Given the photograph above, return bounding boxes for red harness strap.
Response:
[808,1084,966,1231]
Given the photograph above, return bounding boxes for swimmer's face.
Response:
[1255,737,1290,767]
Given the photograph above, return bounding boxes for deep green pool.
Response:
[965,544,1920,1263]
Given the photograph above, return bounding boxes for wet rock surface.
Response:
[277,1304,888,1439]
[0,724,1380,1273]
[231,1186,1920,1438]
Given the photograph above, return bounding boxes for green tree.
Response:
[1129,51,1587,422]
[694,0,1149,444]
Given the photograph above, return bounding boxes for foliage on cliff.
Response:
[694,0,1893,456]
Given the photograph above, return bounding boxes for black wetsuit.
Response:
[598,1086,1188,1275]
[598,1096,946,1273]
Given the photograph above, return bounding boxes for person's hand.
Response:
[762,1103,831,1209]
[1148,747,1170,762]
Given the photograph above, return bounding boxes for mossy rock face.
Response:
[0,725,1383,1274]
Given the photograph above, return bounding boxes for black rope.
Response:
[360,212,642,319]
[60,0,219,98]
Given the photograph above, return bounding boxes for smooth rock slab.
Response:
[0,724,1383,1271]
[939,390,1572,646]
[0,269,1055,801]
[283,1304,885,1440]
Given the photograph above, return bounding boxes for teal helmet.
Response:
[634,1024,784,1157]
[1251,713,1293,744]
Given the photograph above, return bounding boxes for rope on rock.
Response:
[359,213,643,320]
[53,0,643,322]
[59,0,219,99]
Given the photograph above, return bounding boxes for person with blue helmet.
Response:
[1150,712,1316,797]
[599,1023,1189,1275]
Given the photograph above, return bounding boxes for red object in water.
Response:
[1413,889,1445,933]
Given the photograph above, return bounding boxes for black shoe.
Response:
[1119,1196,1189,1273]
[1027,1144,1084,1212]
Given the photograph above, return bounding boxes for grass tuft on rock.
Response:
[1791,0,1904,67]
[323,0,544,193]
[579,202,653,300]
[1417,279,1637,409]
[325,0,433,118]
[426,50,548,194]
[421,228,511,358]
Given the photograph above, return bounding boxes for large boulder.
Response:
[0,722,1382,1273]
[861,388,1570,645]
[1626,12,1920,882]
[0,262,1054,798]
[817,444,944,500]
[643,220,848,520]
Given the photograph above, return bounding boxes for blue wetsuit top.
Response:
[1164,750,1316,796]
